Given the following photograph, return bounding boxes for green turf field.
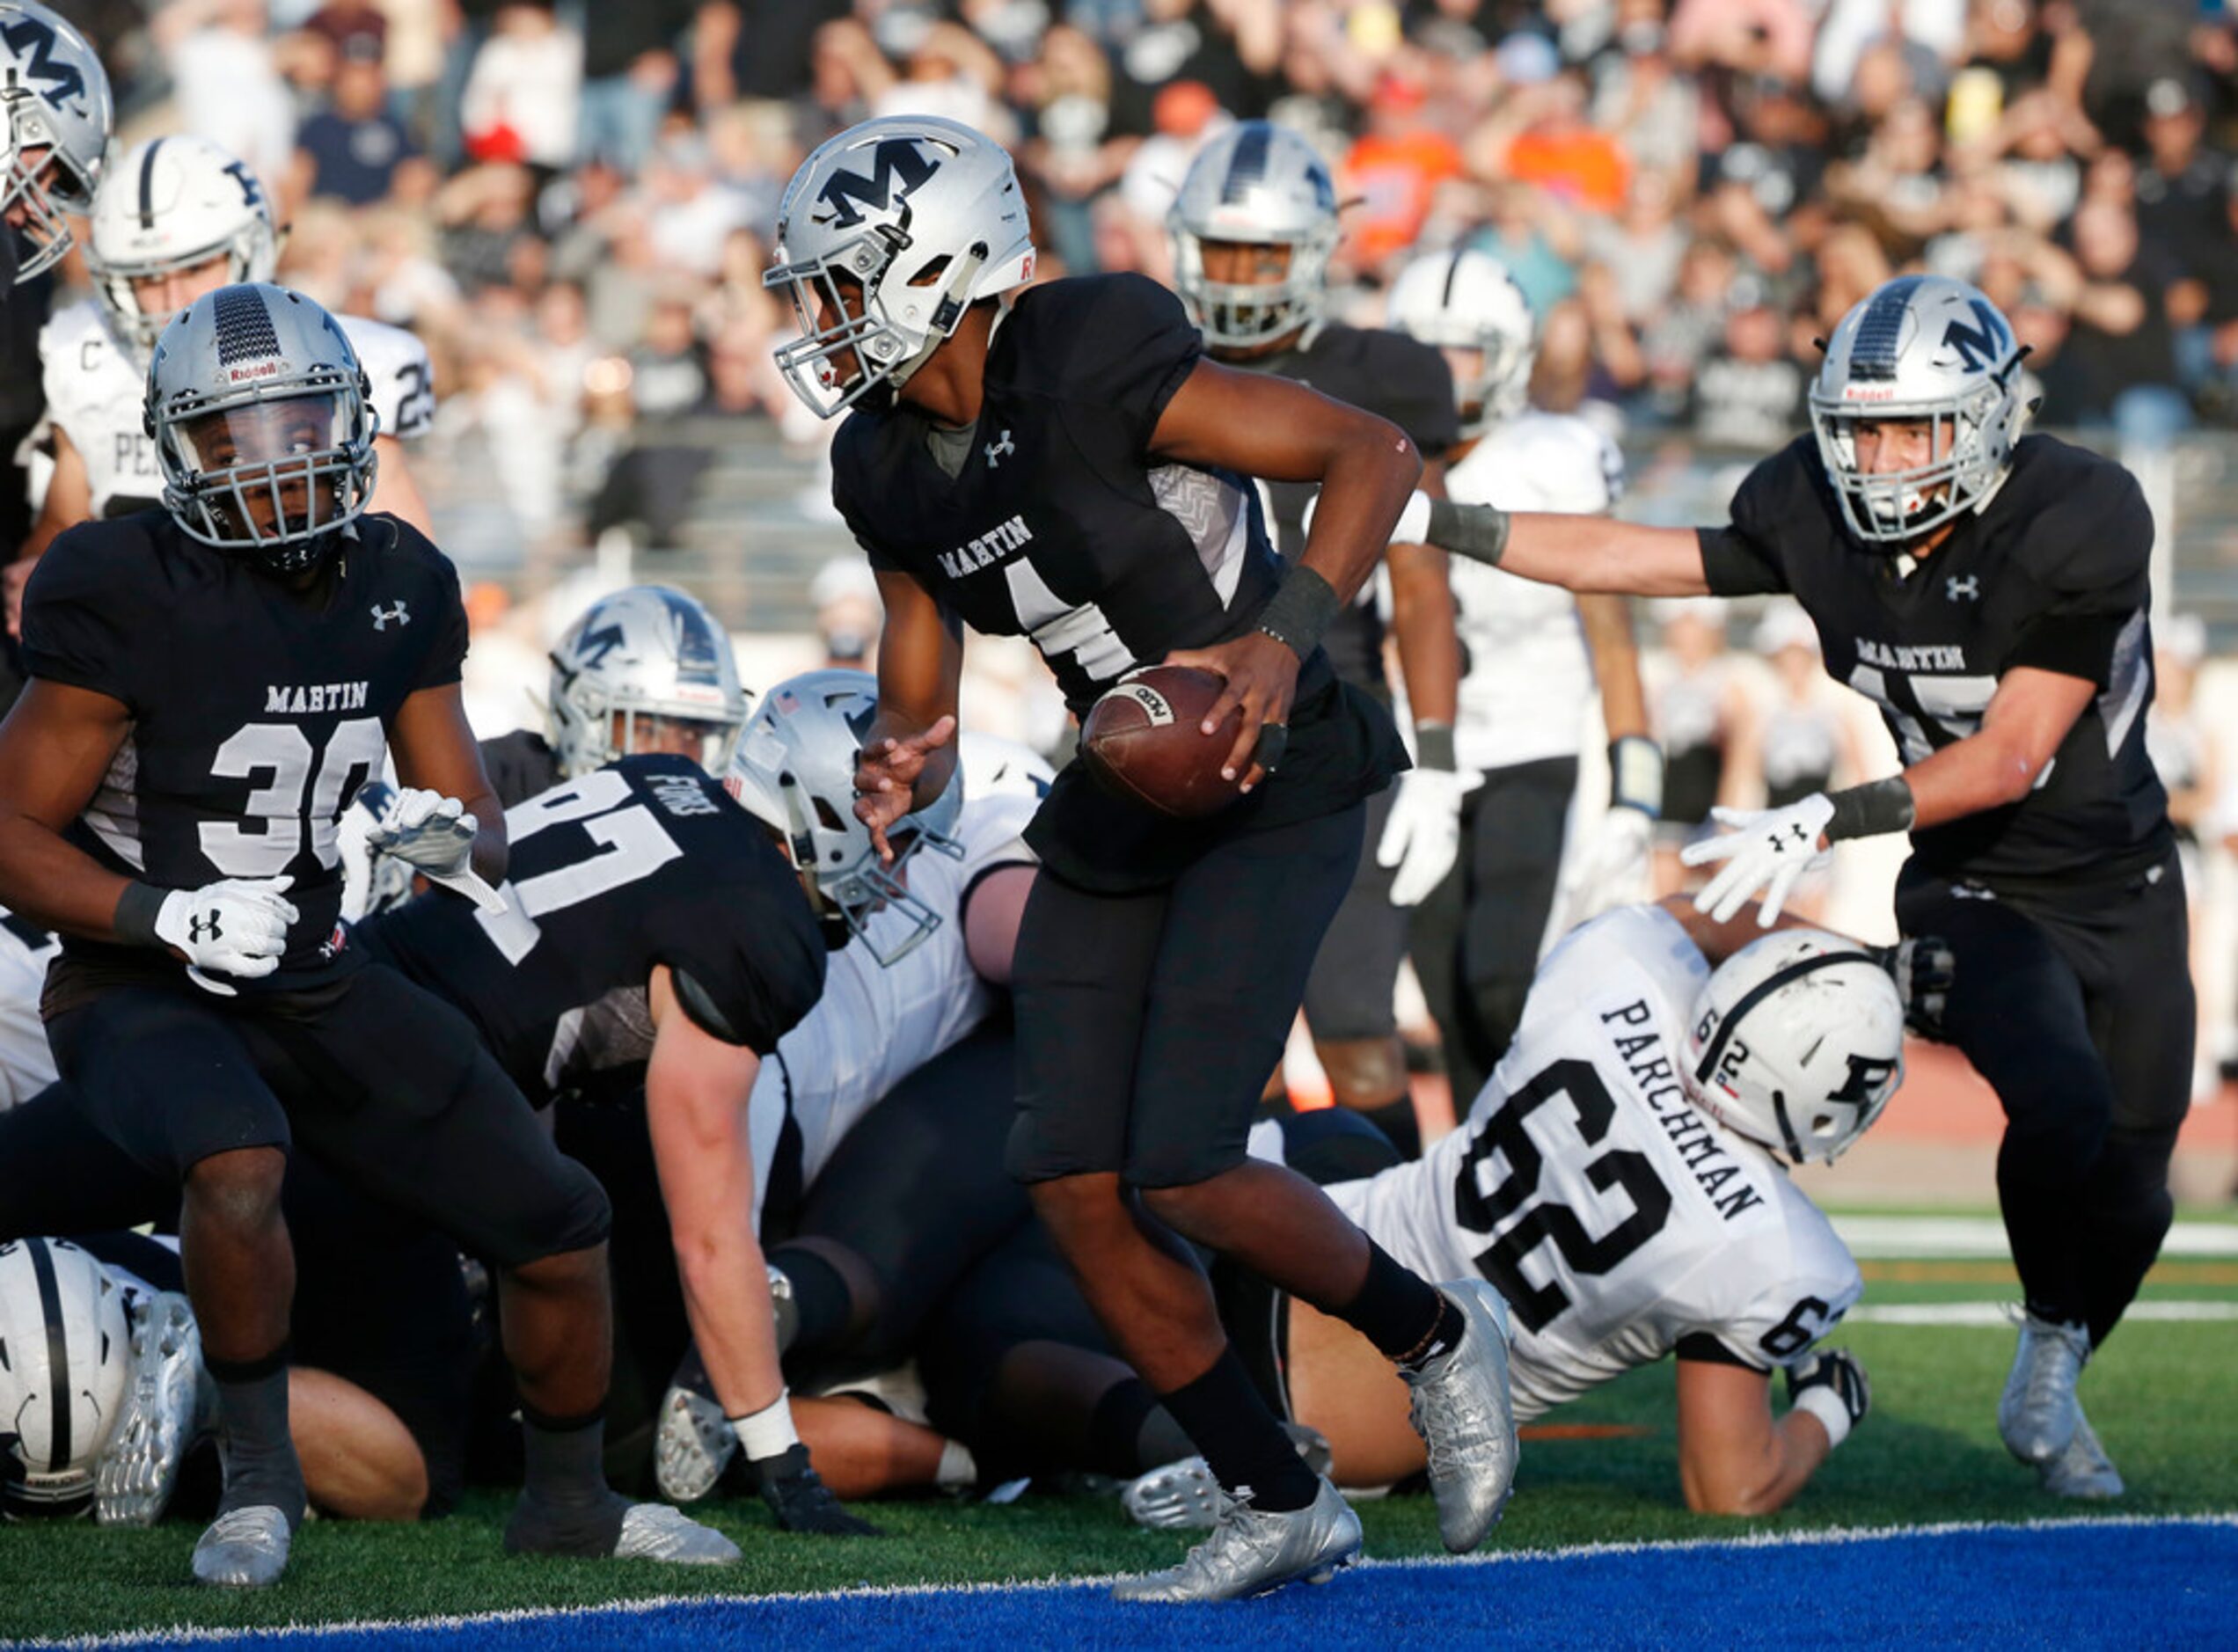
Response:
[4,1235,2234,1646]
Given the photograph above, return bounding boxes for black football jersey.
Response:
[1249,324,1460,693]
[1697,435,2171,882]
[361,754,825,1106]
[19,511,469,982]
[479,728,565,809]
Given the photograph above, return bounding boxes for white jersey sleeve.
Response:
[340,315,437,441]
[0,909,60,1111]
[1327,904,1854,1421]
[39,299,165,520]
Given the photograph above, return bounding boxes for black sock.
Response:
[205,1344,305,1528]
[769,1246,852,1357]
[505,1406,627,1555]
[1086,1378,1196,1476]
[1359,1098,1422,1159]
[1158,1348,1319,1512]
[1337,1240,1461,1369]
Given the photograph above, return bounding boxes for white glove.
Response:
[153,876,297,980]
[362,786,478,880]
[1570,805,1656,922]
[1681,794,1834,925]
[1377,766,1473,908]
[335,781,415,923]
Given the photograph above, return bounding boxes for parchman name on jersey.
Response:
[1601,999,1765,1220]
[937,515,1034,581]
[646,774,720,817]
[1854,639,1966,672]
[265,680,371,715]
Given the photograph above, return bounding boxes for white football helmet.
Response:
[1808,274,2029,547]
[958,730,1054,802]
[1685,929,1905,1165]
[89,136,280,360]
[146,282,378,573]
[765,115,1036,419]
[724,669,962,967]
[1386,247,1538,436]
[547,586,750,778]
[1169,121,1341,352]
[0,1238,131,1517]
[0,3,110,283]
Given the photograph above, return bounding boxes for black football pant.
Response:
[1410,756,1578,1114]
[1896,854,2192,1348]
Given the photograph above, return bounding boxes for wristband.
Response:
[1415,721,1457,772]
[1825,777,1916,843]
[1425,497,1512,566]
[1392,489,1432,545]
[1792,1383,1854,1450]
[1255,562,1342,662]
[1609,735,1664,818]
[729,1391,801,1461]
[113,881,167,947]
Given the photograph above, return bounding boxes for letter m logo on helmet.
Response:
[0,15,87,109]
[1941,298,2011,374]
[814,138,941,230]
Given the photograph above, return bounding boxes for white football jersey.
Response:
[37,300,436,520]
[747,792,1038,1229]
[0,908,60,1112]
[1322,904,1861,1419]
[1443,413,1624,772]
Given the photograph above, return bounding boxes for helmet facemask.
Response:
[1,114,95,281]
[1171,228,1336,353]
[547,585,750,778]
[776,770,962,967]
[93,232,273,361]
[767,223,991,419]
[162,388,376,573]
[1809,377,2021,549]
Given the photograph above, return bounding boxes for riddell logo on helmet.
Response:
[1840,384,1898,401]
[226,361,284,384]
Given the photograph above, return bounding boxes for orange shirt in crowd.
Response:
[1503,128,1632,215]
[1343,131,1465,265]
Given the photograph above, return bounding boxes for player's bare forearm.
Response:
[1897,667,2095,831]
[1674,1357,1827,1516]
[868,569,962,811]
[1502,514,1712,596]
[1386,540,1459,727]
[1577,592,1650,739]
[0,679,142,940]
[1150,360,1422,606]
[391,683,508,883]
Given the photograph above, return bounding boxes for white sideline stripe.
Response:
[23,1514,2238,1650]
[1850,1300,2238,1327]
[1831,1215,2238,1260]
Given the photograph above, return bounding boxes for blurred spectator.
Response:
[1690,281,1806,449]
[1106,0,1283,136]
[809,556,882,669]
[1343,70,1465,268]
[2059,196,2190,441]
[460,1,582,172]
[2134,77,2227,279]
[1475,69,1632,216]
[1019,25,1138,274]
[577,2,690,172]
[156,0,299,186]
[1648,598,1755,894]
[1587,0,1702,185]
[295,40,432,207]
[693,0,852,107]
[2179,171,2238,416]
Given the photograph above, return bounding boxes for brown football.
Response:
[1079,665,1244,819]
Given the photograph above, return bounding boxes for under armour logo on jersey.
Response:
[1946,575,1979,603]
[984,429,1015,468]
[188,911,222,943]
[370,601,410,631]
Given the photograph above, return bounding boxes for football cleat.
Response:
[653,1349,732,1505]
[2040,1413,2124,1500]
[191,1504,292,1588]
[2000,1313,2091,1466]
[97,1290,203,1527]
[1402,1281,1519,1553]
[1111,1478,1360,1604]
[750,1444,881,1536]
[1122,1424,1336,1531]
[612,1502,742,1564]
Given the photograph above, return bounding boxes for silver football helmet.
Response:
[547,585,750,778]
[1684,929,1905,1165]
[1808,274,2029,547]
[1386,248,1538,436]
[1168,121,1341,352]
[765,115,1036,419]
[146,282,378,573]
[0,3,110,283]
[0,1238,131,1517]
[958,730,1054,802]
[89,137,279,360]
[724,669,962,967]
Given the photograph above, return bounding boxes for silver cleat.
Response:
[98,1290,204,1527]
[1122,1424,1336,1531]
[191,1505,292,1588]
[1402,1281,1518,1553]
[654,1380,735,1505]
[613,1501,742,1564]
[1999,1313,2091,1466]
[1113,1478,1360,1603]
[2040,1414,2124,1500]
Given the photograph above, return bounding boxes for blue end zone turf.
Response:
[51,1517,2238,1652]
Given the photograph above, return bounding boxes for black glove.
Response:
[1868,936,1955,1040]
[1786,1349,1871,1448]
[749,1444,882,1536]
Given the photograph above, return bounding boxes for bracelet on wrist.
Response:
[1415,721,1457,772]
[1255,563,1342,662]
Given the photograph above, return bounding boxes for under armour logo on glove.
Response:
[152,876,296,983]
[187,911,222,943]
[984,429,1015,468]
[370,601,410,631]
[1682,793,1836,926]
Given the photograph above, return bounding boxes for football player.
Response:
[0,4,108,290]
[0,283,735,1583]
[6,135,439,636]
[1169,122,1463,1155]
[1382,248,1661,1107]
[1410,273,2178,1499]
[768,114,1514,1600]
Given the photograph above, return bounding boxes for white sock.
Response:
[728,1392,800,1461]
[936,1438,977,1489]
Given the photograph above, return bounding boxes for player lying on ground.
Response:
[0,283,739,1583]
[1396,273,2177,1502]
[772,112,1515,1604]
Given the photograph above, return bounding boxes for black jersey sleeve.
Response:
[829,424,905,574]
[1014,274,1203,459]
[1695,441,1813,596]
[648,857,827,1056]
[395,523,470,691]
[2001,453,2154,687]
[18,522,154,707]
[1360,330,1460,457]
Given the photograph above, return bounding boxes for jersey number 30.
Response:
[1452,1058,1674,1333]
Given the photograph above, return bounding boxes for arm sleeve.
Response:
[18,530,143,707]
[2002,460,2154,686]
[407,533,470,691]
